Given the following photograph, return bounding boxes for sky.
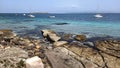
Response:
[0,0,120,13]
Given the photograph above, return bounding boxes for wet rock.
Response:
[61,33,73,41]
[25,56,44,68]
[0,29,12,33]
[53,41,68,47]
[83,41,94,47]
[74,34,86,41]
[45,47,84,68]
[0,29,16,38]
[70,41,84,46]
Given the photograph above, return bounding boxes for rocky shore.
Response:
[0,29,120,68]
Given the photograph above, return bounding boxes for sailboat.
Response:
[94,14,103,18]
[94,1,103,18]
[28,14,35,18]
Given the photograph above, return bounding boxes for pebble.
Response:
[35,45,41,49]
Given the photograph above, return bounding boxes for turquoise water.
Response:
[0,13,120,38]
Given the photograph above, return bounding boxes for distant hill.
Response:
[30,12,49,14]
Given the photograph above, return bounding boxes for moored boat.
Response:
[23,14,26,16]
[49,16,55,18]
[94,14,103,18]
[28,14,35,18]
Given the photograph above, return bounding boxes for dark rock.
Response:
[83,41,94,47]
[69,41,84,47]
[74,35,86,41]
[53,23,69,25]
[14,26,28,29]
[39,53,45,59]
[4,38,11,42]
[61,33,74,42]
[28,50,34,57]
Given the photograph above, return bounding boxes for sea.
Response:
[0,13,120,39]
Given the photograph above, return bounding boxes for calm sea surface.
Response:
[0,13,120,38]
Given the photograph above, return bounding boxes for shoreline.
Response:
[0,29,120,68]
[16,29,120,42]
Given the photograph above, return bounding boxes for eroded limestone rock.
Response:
[0,47,28,68]
[41,29,55,37]
[45,47,84,68]
[95,40,120,57]
[47,33,61,42]
[41,29,61,42]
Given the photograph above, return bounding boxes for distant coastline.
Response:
[0,12,120,14]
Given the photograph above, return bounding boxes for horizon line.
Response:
[0,12,120,14]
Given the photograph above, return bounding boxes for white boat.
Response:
[28,14,35,18]
[94,14,103,18]
[23,14,26,16]
[49,16,55,18]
